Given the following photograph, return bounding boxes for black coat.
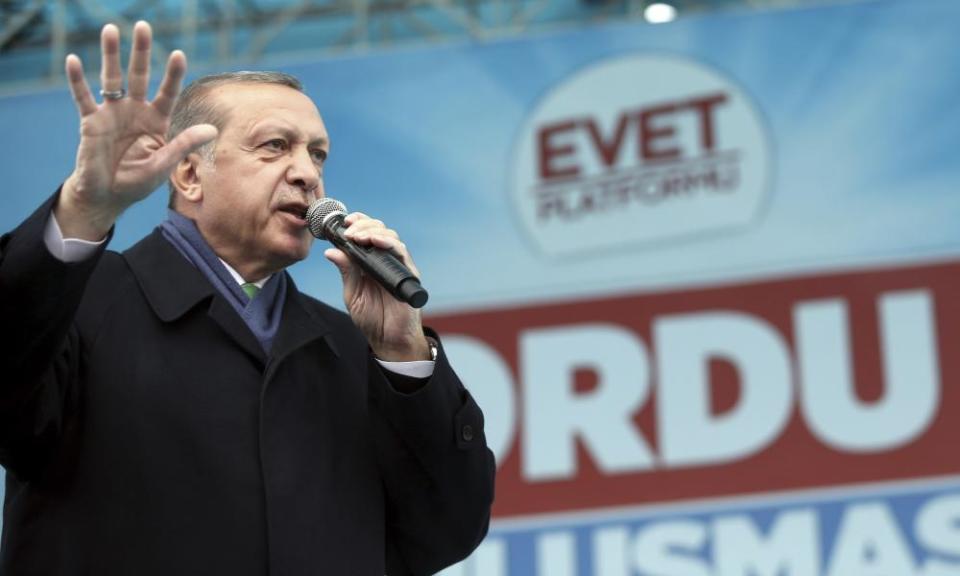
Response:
[0,194,494,575]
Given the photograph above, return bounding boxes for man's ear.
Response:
[170,152,205,205]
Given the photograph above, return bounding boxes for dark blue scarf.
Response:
[160,210,287,353]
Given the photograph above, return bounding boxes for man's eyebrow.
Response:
[248,122,327,145]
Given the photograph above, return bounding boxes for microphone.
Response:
[305,198,429,309]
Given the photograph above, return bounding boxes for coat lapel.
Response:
[266,275,338,382]
[207,297,269,365]
[123,229,268,365]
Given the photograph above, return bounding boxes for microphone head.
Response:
[305,198,347,239]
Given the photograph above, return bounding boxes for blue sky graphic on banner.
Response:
[2,0,959,573]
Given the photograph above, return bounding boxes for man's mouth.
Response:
[277,204,308,221]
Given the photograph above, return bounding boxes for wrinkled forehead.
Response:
[208,82,328,140]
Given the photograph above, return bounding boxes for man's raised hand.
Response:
[56,21,217,240]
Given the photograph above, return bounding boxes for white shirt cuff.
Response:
[375,359,435,379]
[44,212,107,263]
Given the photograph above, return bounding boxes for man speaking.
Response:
[0,20,494,575]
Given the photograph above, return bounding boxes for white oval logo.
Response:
[510,54,772,256]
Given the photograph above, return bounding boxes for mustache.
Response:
[273,190,316,216]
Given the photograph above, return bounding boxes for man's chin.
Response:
[258,229,313,272]
[275,238,313,266]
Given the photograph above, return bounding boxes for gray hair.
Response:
[166,71,304,208]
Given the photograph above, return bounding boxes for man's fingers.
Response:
[127,21,152,101]
[151,124,218,175]
[346,224,398,241]
[371,235,419,273]
[324,247,365,293]
[99,24,123,98]
[343,214,399,240]
[368,235,406,253]
[339,213,416,271]
[349,230,420,276]
[152,50,187,117]
[342,212,369,226]
[65,54,97,116]
[324,248,351,276]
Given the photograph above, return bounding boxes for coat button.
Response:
[461,425,474,442]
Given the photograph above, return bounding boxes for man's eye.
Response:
[264,139,288,151]
[311,149,328,164]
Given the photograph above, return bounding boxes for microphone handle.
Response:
[325,216,429,308]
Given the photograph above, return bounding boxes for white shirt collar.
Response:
[218,258,271,289]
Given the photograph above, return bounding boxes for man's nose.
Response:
[286,146,321,195]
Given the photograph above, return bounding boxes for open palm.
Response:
[60,21,215,238]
